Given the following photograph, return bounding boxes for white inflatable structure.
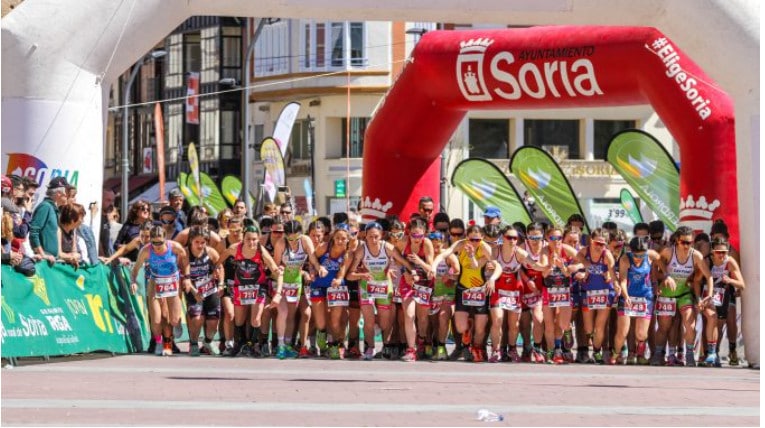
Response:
[1,0,759,365]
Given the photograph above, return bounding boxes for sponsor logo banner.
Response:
[510,146,590,232]
[607,130,680,229]
[451,158,531,225]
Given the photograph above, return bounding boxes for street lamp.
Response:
[121,49,167,220]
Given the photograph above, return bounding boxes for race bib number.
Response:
[713,286,726,307]
[327,286,349,307]
[623,296,649,317]
[235,284,260,305]
[283,282,300,304]
[522,291,542,308]
[367,280,389,299]
[498,289,521,312]
[413,285,433,306]
[154,276,179,298]
[462,287,486,307]
[195,276,218,298]
[586,289,609,310]
[392,284,402,304]
[548,286,571,308]
[655,296,677,316]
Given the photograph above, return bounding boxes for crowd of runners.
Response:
[97,191,745,367]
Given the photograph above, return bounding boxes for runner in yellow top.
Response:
[432,224,500,362]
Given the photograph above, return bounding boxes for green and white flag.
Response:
[199,172,228,217]
[620,188,644,224]
[177,172,200,207]
[510,146,590,233]
[451,158,532,225]
[607,130,679,230]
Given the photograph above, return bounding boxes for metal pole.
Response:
[242,18,268,216]
[308,115,316,215]
[121,62,144,221]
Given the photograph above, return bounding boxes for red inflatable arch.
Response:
[361,26,738,247]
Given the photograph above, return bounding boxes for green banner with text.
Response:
[607,130,680,230]
[1,263,154,358]
[451,158,532,225]
[510,146,590,233]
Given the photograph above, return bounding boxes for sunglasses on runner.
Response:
[548,236,562,241]
[504,235,519,240]
[527,236,543,241]
[410,233,424,239]
[286,234,302,241]
[271,230,285,235]
[713,250,728,254]
[592,241,606,247]
[468,237,482,242]
[151,240,164,247]
[678,240,693,246]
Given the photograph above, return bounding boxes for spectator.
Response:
[22,176,41,207]
[74,203,99,265]
[432,212,450,234]
[114,200,152,261]
[279,202,293,222]
[232,198,248,219]
[157,206,180,239]
[262,202,277,218]
[168,188,187,232]
[99,189,117,257]
[418,195,435,229]
[29,176,70,263]
[483,206,502,226]
[57,203,83,268]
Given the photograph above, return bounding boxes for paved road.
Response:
[1,351,759,427]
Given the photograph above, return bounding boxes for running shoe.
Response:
[637,355,650,365]
[433,345,448,361]
[402,347,417,362]
[317,331,328,353]
[698,353,707,365]
[250,343,262,358]
[308,346,319,357]
[173,323,184,340]
[714,354,722,368]
[363,347,375,361]
[162,341,173,356]
[650,351,665,366]
[563,350,575,364]
[222,343,236,357]
[421,344,433,360]
[530,348,545,364]
[665,354,681,367]
[154,340,163,356]
[172,341,181,354]
[390,345,402,361]
[563,330,574,351]
[729,350,740,366]
[298,346,311,359]
[675,352,686,366]
[202,342,220,356]
[237,342,253,357]
[685,351,696,367]
[552,349,565,365]
[461,346,473,362]
[545,351,555,364]
[704,352,718,367]
[488,349,502,363]
[521,348,532,363]
[347,345,361,360]
[584,351,595,364]
[260,343,271,358]
[471,346,484,363]
[147,340,156,355]
[575,348,589,364]
[276,345,288,360]
[593,350,603,364]
[448,346,463,361]
[507,348,521,363]
[377,345,390,360]
[189,342,200,357]
[329,345,341,360]
[626,353,637,365]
